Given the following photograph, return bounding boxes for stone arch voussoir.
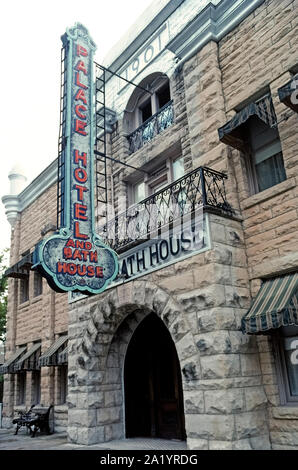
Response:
[76,280,201,384]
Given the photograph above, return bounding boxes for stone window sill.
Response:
[54,404,68,413]
[18,301,30,310]
[18,295,42,309]
[240,177,296,211]
[14,405,26,412]
[272,406,298,419]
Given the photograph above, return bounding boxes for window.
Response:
[131,157,185,206]
[247,116,286,193]
[172,157,187,214]
[17,372,26,405]
[32,370,41,404]
[129,157,186,231]
[59,366,68,404]
[157,83,171,109]
[140,100,152,123]
[218,93,287,195]
[125,74,173,154]
[33,272,43,297]
[20,277,29,304]
[133,181,146,204]
[136,79,171,127]
[0,377,3,403]
[150,178,169,194]
[172,157,185,181]
[275,326,298,404]
[148,164,169,195]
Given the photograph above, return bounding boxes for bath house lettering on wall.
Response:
[70,210,210,302]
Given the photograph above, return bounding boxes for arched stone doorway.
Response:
[68,281,200,445]
[124,313,186,440]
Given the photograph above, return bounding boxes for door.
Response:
[124,313,185,440]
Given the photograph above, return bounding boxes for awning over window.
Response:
[13,343,41,372]
[4,253,33,279]
[0,346,26,374]
[278,74,298,113]
[242,273,298,335]
[39,336,68,367]
[218,95,277,151]
[4,263,29,279]
[58,346,68,365]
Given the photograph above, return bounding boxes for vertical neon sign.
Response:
[33,23,118,294]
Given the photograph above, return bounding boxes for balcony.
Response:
[128,100,174,154]
[102,167,234,252]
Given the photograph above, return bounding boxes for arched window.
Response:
[124,73,174,154]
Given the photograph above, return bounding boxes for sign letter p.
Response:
[77,44,88,57]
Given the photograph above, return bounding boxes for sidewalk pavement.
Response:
[0,428,187,451]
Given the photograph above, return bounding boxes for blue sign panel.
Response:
[33,23,118,294]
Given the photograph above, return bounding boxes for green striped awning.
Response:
[0,346,26,374]
[39,336,67,367]
[13,343,41,372]
[58,346,68,365]
[242,273,298,335]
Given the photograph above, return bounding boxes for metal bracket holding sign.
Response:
[33,23,118,295]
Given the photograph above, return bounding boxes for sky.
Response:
[0,0,155,253]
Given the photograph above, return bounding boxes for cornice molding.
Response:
[103,0,185,79]
[167,0,265,63]
[2,159,58,223]
[18,158,58,212]
[2,0,266,222]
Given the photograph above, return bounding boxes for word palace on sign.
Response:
[33,23,118,295]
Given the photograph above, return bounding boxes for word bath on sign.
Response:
[33,24,118,295]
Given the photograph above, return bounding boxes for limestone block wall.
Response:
[67,212,270,449]
[66,0,298,449]
[219,0,298,114]
[2,182,69,429]
[182,39,241,223]
[17,184,57,254]
[217,0,298,450]
[218,0,298,279]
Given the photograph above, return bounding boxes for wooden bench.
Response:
[13,405,54,437]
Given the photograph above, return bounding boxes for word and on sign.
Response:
[33,23,118,294]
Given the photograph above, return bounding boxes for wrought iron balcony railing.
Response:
[128,100,174,154]
[101,167,233,252]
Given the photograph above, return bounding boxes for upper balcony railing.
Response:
[128,100,174,154]
[101,166,234,252]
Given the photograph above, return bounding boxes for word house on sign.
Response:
[33,23,118,295]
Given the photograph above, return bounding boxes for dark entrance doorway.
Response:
[124,313,186,440]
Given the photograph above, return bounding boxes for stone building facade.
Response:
[1,0,298,449]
